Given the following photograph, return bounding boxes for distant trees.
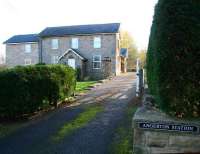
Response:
[120,31,138,71]
[138,49,146,68]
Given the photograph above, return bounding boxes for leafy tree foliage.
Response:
[138,49,146,68]
[120,31,138,70]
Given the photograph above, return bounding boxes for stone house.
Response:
[4,23,128,79]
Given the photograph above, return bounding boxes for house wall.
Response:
[41,34,120,79]
[6,43,39,67]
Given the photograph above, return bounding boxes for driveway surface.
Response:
[0,73,136,154]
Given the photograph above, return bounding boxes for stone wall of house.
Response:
[41,34,120,79]
[133,95,200,154]
[6,43,39,67]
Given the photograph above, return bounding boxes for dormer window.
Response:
[94,37,101,48]
[25,44,31,53]
[51,39,59,49]
[71,38,79,49]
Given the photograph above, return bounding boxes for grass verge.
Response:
[52,105,103,142]
[0,122,25,138]
[76,81,97,93]
[110,98,140,154]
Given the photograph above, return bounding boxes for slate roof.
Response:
[39,23,120,37]
[120,48,128,58]
[4,34,39,44]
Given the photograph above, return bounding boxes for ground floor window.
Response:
[24,59,32,65]
[93,55,101,69]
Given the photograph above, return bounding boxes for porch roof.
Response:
[59,48,87,61]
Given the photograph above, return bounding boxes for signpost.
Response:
[139,122,199,133]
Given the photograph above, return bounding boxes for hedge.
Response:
[147,0,200,118]
[0,64,76,119]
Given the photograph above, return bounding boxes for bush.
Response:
[35,63,46,65]
[0,64,76,119]
[0,65,7,71]
[76,68,82,81]
[147,0,200,118]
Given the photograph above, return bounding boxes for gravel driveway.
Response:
[0,72,136,154]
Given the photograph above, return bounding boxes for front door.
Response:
[68,58,75,69]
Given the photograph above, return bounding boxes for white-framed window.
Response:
[71,38,79,49]
[93,55,101,69]
[94,37,101,48]
[51,55,59,64]
[25,44,31,53]
[24,59,31,65]
[51,39,59,49]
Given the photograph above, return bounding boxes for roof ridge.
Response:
[12,33,38,37]
[45,23,120,29]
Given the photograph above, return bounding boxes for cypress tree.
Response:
[147,0,200,118]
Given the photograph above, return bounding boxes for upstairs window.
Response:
[94,37,101,48]
[51,39,59,49]
[71,38,79,49]
[93,55,101,69]
[24,59,31,65]
[51,55,59,64]
[25,44,31,53]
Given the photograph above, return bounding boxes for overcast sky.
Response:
[0,0,158,57]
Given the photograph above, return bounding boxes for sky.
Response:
[0,0,158,59]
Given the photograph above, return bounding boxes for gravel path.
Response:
[0,73,136,154]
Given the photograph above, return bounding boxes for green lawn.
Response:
[76,81,97,93]
[52,105,103,142]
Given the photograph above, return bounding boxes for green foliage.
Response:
[75,81,97,93]
[0,65,7,71]
[147,0,200,118]
[138,49,147,68]
[35,63,46,65]
[0,64,76,119]
[0,122,25,138]
[76,68,81,81]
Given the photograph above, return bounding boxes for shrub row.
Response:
[147,0,200,118]
[0,64,76,119]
